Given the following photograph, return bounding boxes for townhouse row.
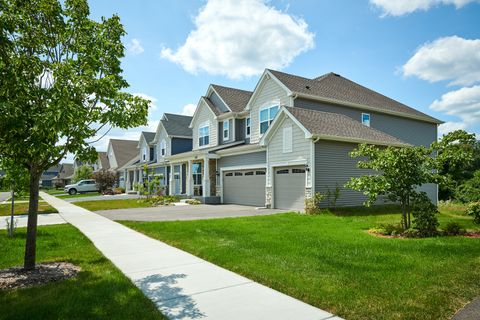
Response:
[104,69,442,211]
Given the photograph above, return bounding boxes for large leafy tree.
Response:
[0,0,149,269]
[346,144,435,230]
[72,165,93,183]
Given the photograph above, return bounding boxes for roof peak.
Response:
[211,83,252,94]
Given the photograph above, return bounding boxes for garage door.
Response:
[274,166,306,211]
[223,169,266,207]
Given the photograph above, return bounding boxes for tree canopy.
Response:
[0,0,149,269]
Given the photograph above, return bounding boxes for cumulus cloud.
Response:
[127,38,144,55]
[134,93,158,111]
[161,0,314,79]
[430,85,480,123]
[438,121,468,136]
[181,103,197,116]
[402,36,480,86]
[370,0,479,16]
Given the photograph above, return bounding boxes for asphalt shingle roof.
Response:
[142,131,156,144]
[211,84,253,113]
[97,151,110,170]
[110,139,138,169]
[162,113,193,137]
[202,96,221,116]
[269,69,442,124]
[285,107,407,146]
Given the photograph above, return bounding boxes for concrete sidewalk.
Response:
[0,213,65,229]
[40,191,342,320]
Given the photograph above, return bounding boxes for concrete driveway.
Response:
[0,192,11,202]
[96,204,285,222]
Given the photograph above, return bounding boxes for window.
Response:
[362,113,370,127]
[256,170,266,175]
[292,168,305,174]
[192,163,202,185]
[160,140,166,157]
[225,172,233,177]
[283,126,293,153]
[198,124,210,147]
[260,105,279,134]
[223,120,230,140]
[244,171,254,176]
[245,117,251,137]
[149,147,155,161]
[142,146,147,161]
[276,169,289,174]
[234,172,243,176]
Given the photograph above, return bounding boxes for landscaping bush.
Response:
[369,223,403,236]
[145,195,180,206]
[466,202,480,224]
[412,192,439,237]
[186,199,202,205]
[443,222,466,236]
[93,169,118,193]
[305,192,326,214]
[454,170,480,203]
[114,187,125,194]
[402,228,421,238]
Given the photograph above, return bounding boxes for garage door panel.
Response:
[274,166,305,211]
[223,169,266,207]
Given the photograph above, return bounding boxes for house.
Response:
[39,164,62,187]
[125,114,193,192]
[51,163,74,187]
[127,69,441,210]
[105,139,139,188]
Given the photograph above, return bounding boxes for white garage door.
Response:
[274,166,306,211]
[223,169,266,207]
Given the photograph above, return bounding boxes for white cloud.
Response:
[161,0,314,79]
[134,93,158,111]
[181,103,196,116]
[438,121,468,136]
[370,0,479,16]
[127,38,144,55]
[402,36,480,86]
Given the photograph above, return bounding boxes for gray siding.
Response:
[249,77,291,144]
[217,151,266,168]
[209,91,229,113]
[171,138,192,155]
[218,119,234,144]
[315,140,437,206]
[295,98,437,147]
[235,118,245,142]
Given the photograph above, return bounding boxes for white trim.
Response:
[245,116,251,138]
[208,85,233,112]
[313,134,409,147]
[266,159,308,187]
[219,164,267,204]
[246,69,292,111]
[222,119,230,141]
[259,103,280,136]
[259,107,312,146]
[198,121,210,148]
[189,97,217,128]
[215,144,265,157]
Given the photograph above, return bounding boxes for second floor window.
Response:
[362,113,370,127]
[160,140,166,157]
[260,105,279,134]
[246,117,251,137]
[142,147,147,161]
[223,120,230,140]
[199,124,210,147]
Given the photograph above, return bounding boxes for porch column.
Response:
[169,163,174,195]
[187,160,193,197]
[125,169,130,190]
[133,170,138,185]
[203,156,210,198]
[138,168,143,184]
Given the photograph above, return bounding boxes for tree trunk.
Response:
[401,203,407,230]
[9,189,14,237]
[24,171,41,270]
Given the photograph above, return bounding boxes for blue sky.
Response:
[85,0,480,152]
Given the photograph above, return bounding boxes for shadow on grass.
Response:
[136,273,205,320]
[331,204,402,217]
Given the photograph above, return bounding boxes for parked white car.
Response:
[64,179,99,195]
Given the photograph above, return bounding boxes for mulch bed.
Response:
[368,230,480,239]
[0,262,80,290]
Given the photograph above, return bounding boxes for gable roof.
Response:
[162,113,193,137]
[97,151,110,170]
[268,69,442,124]
[53,163,74,180]
[141,131,156,144]
[109,139,138,169]
[261,107,407,147]
[210,84,253,113]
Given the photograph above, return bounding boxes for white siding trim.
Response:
[282,126,293,153]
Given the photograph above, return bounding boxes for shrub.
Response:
[455,171,480,203]
[305,192,326,214]
[186,199,202,205]
[326,184,341,210]
[466,202,480,224]
[146,195,180,206]
[412,192,439,237]
[114,187,125,194]
[402,228,421,238]
[93,169,118,193]
[443,222,466,236]
[369,223,403,236]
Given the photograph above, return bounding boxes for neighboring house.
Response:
[127,69,442,210]
[126,114,193,193]
[106,139,138,188]
[51,163,74,188]
[39,165,61,187]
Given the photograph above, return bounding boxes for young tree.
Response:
[92,169,117,193]
[346,144,435,230]
[0,0,149,269]
[72,165,94,183]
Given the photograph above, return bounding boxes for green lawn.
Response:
[57,192,101,199]
[0,203,57,216]
[121,205,480,320]
[0,224,164,320]
[75,199,150,211]
[43,189,66,195]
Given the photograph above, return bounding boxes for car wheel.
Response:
[69,188,77,195]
